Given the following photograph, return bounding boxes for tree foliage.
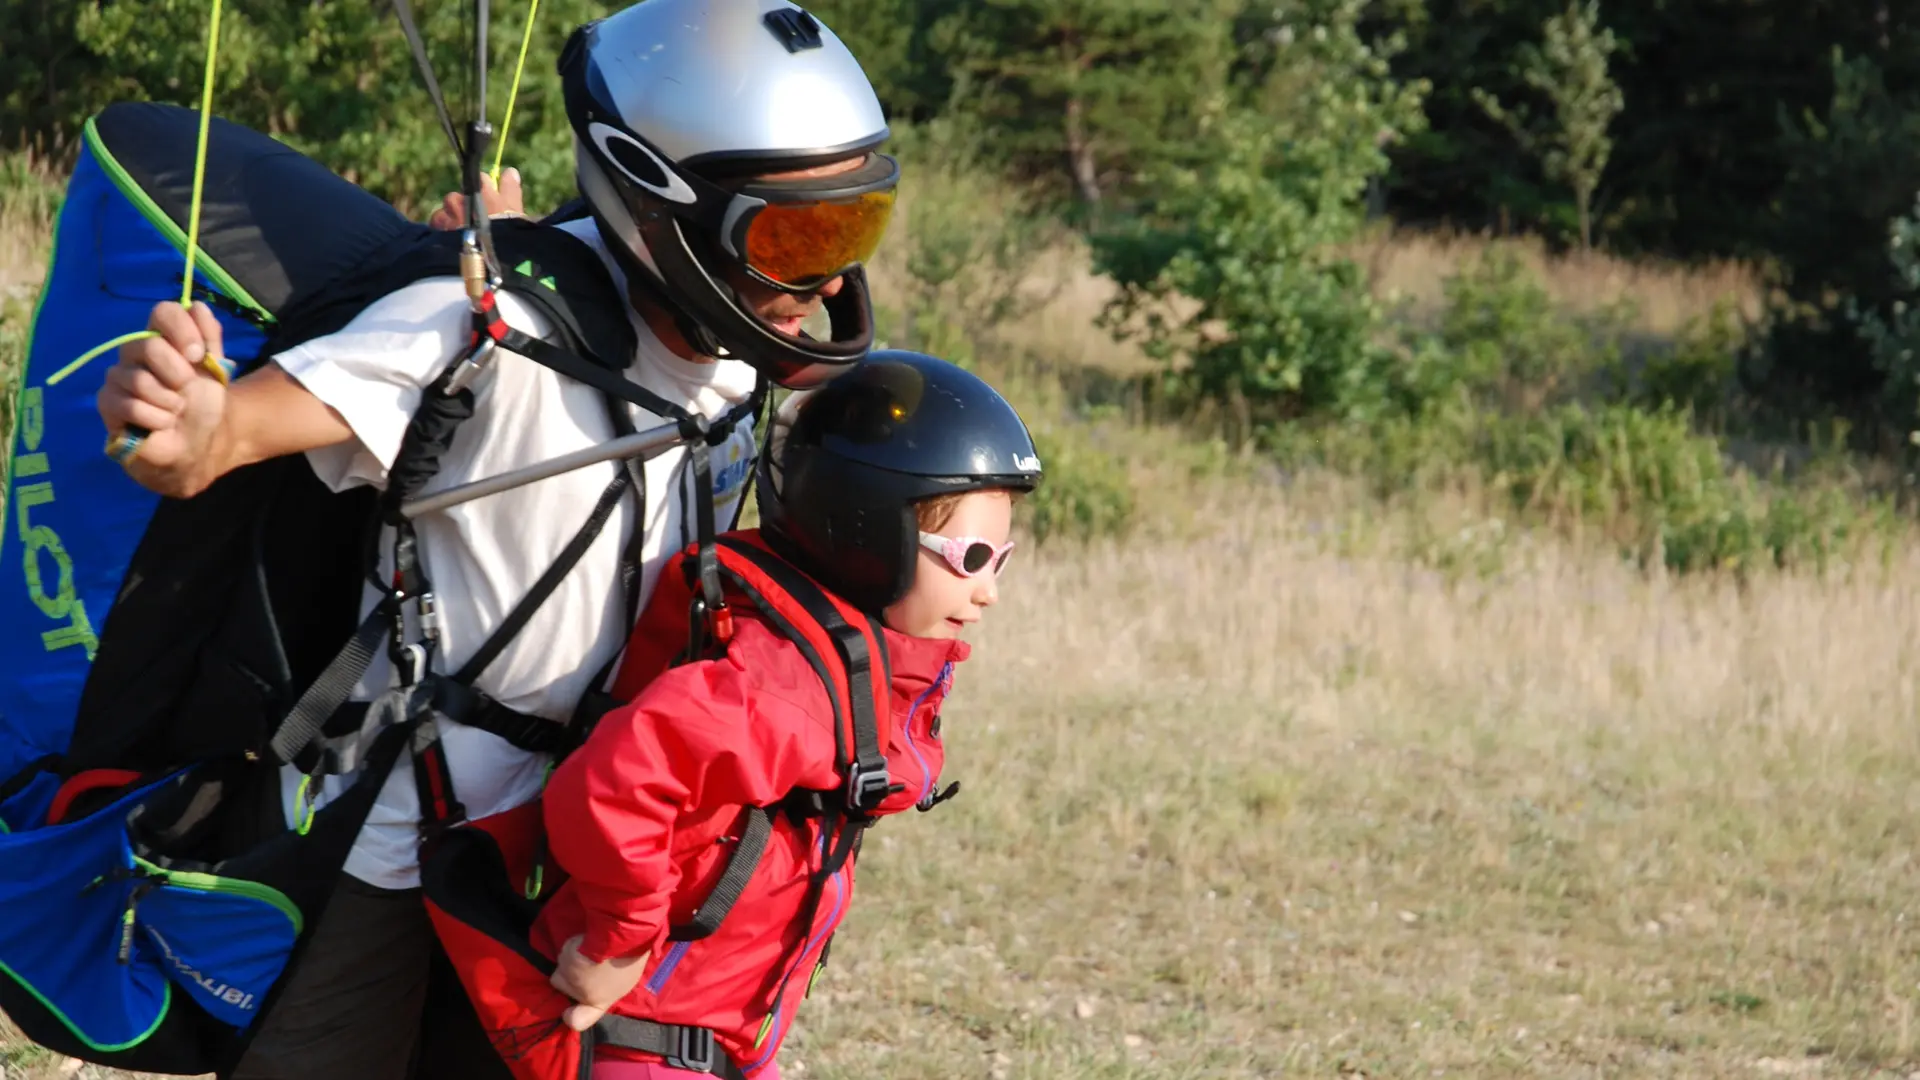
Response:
[3,0,1919,438]
[1471,1,1623,249]
[1089,0,1429,425]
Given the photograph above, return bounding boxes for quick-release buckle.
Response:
[664,1026,717,1074]
[844,762,893,813]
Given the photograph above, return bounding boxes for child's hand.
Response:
[549,934,649,1032]
[427,167,526,230]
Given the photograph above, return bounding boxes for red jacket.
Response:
[530,606,969,1074]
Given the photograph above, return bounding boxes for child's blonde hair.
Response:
[912,489,1022,532]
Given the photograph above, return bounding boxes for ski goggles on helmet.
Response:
[719,153,899,293]
[919,531,1017,577]
[578,111,899,294]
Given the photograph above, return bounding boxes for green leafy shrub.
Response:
[1475,403,1895,574]
[1089,1,1429,428]
[1021,425,1135,545]
[1747,48,1920,436]
[1394,248,1629,416]
[870,118,1061,368]
[1636,299,1746,425]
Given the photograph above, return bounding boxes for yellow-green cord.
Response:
[44,332,158,386]
[491,0,541,184]
[50,0,223,387]
[180,0,224,308]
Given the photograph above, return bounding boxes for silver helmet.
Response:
[558,0,896,388]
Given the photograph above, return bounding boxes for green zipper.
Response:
[0,956,172,1052]
[132,857,304,934]
[80,115,275,324]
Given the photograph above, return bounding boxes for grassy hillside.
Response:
[6,155,1920,1079]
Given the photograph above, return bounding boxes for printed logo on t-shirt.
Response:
[711,425,754,504]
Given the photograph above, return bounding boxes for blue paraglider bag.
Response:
[0,764,306,1053]
[0,737,416,1073]
[0,101,431,1075]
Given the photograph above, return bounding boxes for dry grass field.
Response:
[6,167,1920,1080]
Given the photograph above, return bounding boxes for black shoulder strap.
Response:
[652,537,897,945]
[485,220,635,371]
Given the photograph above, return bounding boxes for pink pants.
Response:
[592,1060,781,1080]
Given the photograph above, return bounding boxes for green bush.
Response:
[1393,248,1630,416]
[1258,244,1897,577]
[1474,403,1895,574]
[1747,48,1920,436]
[870,118,1061,368]
[1089,1,1429,427]
[1021,425,1134,545]
[1636,299,1746,426]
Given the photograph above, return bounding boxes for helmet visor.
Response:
[743,188,895,290]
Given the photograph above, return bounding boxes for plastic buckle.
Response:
[665,1026,717,1074]
[844,763,893,813]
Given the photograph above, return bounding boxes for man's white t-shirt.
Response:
[270,217,759,890]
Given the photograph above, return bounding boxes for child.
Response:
[526,349,1044,1079]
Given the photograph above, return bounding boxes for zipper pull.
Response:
[917,781,961,812]
[117,880,158,965]
[117,907,136,965]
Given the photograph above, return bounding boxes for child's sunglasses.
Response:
[918,531,1016,578]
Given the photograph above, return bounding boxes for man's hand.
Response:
[96,301,356,499]
[429,167,526,231]
[549,934,648,1033]
[98,301,232,498]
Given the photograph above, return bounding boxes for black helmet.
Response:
[757,350,1044,613]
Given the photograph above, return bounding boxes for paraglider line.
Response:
[45,333,157,387]
[70,0,226,427]
[491,0,541,184]
[180,0,225,308]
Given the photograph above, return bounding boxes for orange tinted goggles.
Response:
[742,188,896,290]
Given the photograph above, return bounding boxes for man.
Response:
[93,2,898,1078]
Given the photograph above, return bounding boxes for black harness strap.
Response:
[452,467,633,686]
[725,378,771,533]
[494,324,756,620]
[428,682,571,753]
[753,809,865,1027]
[717,540,892,813]
[667,805,775,942]
[496,325,761,436]
[412,412,636,838]
[585,1016,748,1080]
[267,596,398,767]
